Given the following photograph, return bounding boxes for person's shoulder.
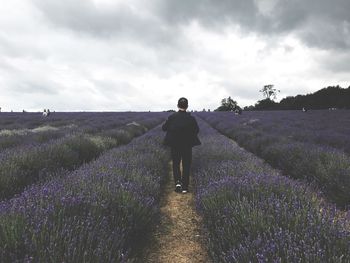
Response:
[168,112,178,119]
[188,113,197,120]
[182,112,194,119]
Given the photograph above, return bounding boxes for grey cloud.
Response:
[91,79,137,98]
[32,0,182,48]
[317,52,350,73]
[0,34,48,60]
[13,83,59,95]
[157,0,350,50]
[2,0,349,111]
[155,0,259,29]
[32,0,350,51]
[9,77,60,95]
[298,17,350,50]
[0,35,23,59]
[271,0,350,50]
[0,60,60,96]
[215,80,260,101]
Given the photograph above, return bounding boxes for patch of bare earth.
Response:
[145,162,211,263]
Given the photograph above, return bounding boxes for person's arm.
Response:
[192,117,199,134]
[162,118,170,131]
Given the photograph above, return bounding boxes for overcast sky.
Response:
[1,0,349,111]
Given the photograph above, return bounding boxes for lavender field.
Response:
[0,111,349,262]
[198,110,350,208]
[192,118,349,262]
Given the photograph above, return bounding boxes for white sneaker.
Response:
[175,183,182,193]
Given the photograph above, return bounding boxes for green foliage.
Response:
[215,96,239,111]
[249,85,350,110]
[262,143,350,206]
[201,182,349,262]
[194,120,350,262]
[0,125,169,262]
[0,123,152,200]
[0,213,26,259]
[259,84,280,100]
[254,98,278,110]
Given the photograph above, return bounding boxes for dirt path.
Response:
[145,163,210,263]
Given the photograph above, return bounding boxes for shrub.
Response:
[199,112,350,208]
[0,127,169,261]
[193,120,350,262]
[0,115,167,200]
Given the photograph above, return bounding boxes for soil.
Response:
[144,162,211,263]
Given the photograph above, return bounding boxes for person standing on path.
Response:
[162,97,201,193]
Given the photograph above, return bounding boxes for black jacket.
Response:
[162,111,201,147]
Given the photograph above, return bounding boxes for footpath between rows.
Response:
[145,162,210,263]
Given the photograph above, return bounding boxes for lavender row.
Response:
[0,126,70,151]
[0,112,161,131]
[197,110,350,156]
[198,112,350,208]
[0,126,169,262]
[0,114,167,200]
[0,112,168,151]
[192,120,350,262]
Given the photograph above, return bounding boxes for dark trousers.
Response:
[171,146,192,189]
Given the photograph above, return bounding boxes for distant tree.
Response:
[215,96,239,111]
[246,85,350,110]
[277,85,350,110]
[254,98,278,110]
[244,105,255,111]
[260,84,280,100]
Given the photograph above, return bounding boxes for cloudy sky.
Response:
[1,0,349,111]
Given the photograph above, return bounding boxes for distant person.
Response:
[235,108,242,115]
[162,97,201,193]
[43,109,51,117]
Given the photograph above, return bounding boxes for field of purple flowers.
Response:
[0,112,164,150]
[0,111,349,262]
[0,112,167,200]
[0,127,169,261]
[193,119,350,262]
[198,110,350,154]
[198,111,350,208]
[0,112,170,261]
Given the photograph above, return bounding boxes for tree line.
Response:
[276,85,350,110]
[216,85,350,111]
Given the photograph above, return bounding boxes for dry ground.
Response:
[145,163,211,263]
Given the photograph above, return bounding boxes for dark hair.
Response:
[177,97,188,109]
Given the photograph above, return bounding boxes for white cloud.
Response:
[0,0,349,111]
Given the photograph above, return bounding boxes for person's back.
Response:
[162,110,200,148]
[162,97,201,193]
